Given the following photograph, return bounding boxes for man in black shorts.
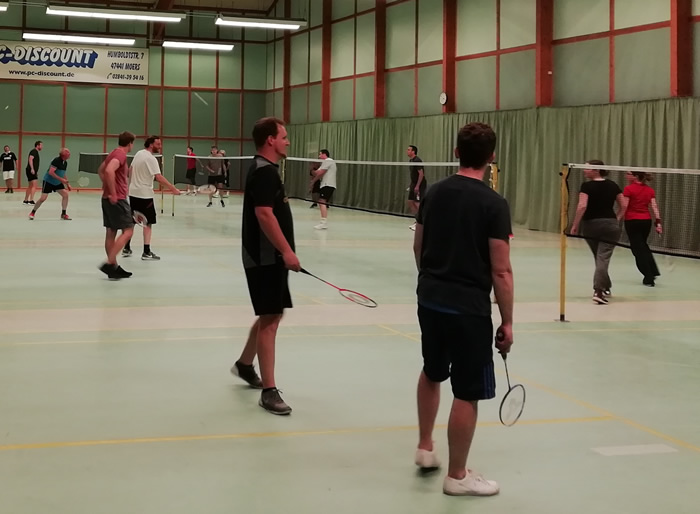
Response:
[407,145,426,231]
[205,145,225,208]
[412,122,514,497]
[23,140,42,205]
[232,117,300,416]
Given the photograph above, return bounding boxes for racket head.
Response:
[338,289,378,308]
[196,184,217,194]
[499,383,526,426]
[132,210,149,227]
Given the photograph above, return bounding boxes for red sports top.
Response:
[623,182,654,220]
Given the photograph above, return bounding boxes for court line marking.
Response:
[382,326,700,454]
[0,416,612,452]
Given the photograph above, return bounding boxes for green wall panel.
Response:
[554,38,609,107]
[25,4,62,30]
[163,90,188,137]
[244,44,268,90]
[386,1,416,69]
[274,91,284,118]
[68,17,106,33]
[0,29,21,40]
[110,20,147,35]
[695,0,700,15]
[218,49,242,90]
[147,90,161,135]
[309,29,324,83]
[266,43,276,90]
[192,15,217,39]
[190,91,216,138]
[614,29,670,103]
[291,33,310,86]
[332,0,354,19]
[310,0,324,27]
[290,0,308,18]
[107,88,145,136]
[500,50,536,110]
[243,92,267,134]
[456,57,496,112]
[165,18,189,38]
[160,138,187,182]
[386,70,414,118]
[21,135,61,175]
[243,27,265,42]
[149,48,162,86]
[357,0,376,12]
[0,2,23,27]
[22,84,62,133]
[500,0,536,49]
[417,65,443,116]
[275,41,284,89]
[456,0,496,56]
[614,0,669,30]
[356,14,376,74]
[164,49,189,87]
[290,87,308,124]
[218,92,242,138]
[64,136,103,181]
[191,53,217,89]
[418,0,443,63]
[354,76,374,120]
[694,25,700,96]
[308,84,322,122]
[331,19,355,79]
[331,79,354,121]
[0,83,21,131]
[265,93,274,119]
[554,0,608,40]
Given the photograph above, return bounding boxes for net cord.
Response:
[568,163,700,176]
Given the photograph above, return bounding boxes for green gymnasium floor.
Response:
[1,191,698,514]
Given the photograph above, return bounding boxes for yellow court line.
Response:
[384,327,700,454]
[402,326,700,337]
[0,416,612,452]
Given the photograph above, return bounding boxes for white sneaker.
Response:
[415,448,440,470]
[314,222,327,230]
[409,222,416,231]
[443,470,500,496]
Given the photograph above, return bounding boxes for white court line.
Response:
[591,444,678,456]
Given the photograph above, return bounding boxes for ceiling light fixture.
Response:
[23,32,136,46]
[215,15,307,31]
[46,5,185,23]
[162,41,234,51]
[0,2,9,13]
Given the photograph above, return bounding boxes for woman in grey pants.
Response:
[570,160,625,305]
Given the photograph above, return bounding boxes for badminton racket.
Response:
[196,184,218,194]
[132,210,149,227]
[496,332,526,426]
[300,268,377,308]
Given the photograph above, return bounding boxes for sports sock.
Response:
[144,244,151,254]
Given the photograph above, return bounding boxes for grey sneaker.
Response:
[122,248,133,257]
[259,388,292,415]
[231,361,263,389]
[142,252,160,261]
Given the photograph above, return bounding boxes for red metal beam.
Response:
[535,0,553,106]
[283,0,292,122]
[153,0,176,43]
[609,0,615,102]
[442,0,456,113]
[671,0,693,97]
[321,0,332,121]
[374,0,387,118]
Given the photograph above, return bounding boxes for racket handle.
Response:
[496,330,507,360]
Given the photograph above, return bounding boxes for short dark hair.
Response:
[252,117,285,149]
[632,171,652,183]
[118,131,135,147]
[456,122,496,169]
[586,159,607,177]
[187,146,193,152]
[144,135,160,149]
[320,149,330,158]
[34,141,42,148]
[409,145,418,154]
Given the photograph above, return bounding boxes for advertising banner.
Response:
[0,40,149,85]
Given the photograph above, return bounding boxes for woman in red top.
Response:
[621,172,662,286]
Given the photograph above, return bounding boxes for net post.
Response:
[558,164,570,322]
[171,156,175,217]
[491,163,500,192]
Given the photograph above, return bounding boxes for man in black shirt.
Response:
[232,117,300,416]
[2,145,18,194]
[23,141,42,205]
[412,122,513,497]
[407,145,426,230]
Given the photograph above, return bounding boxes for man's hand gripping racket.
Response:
[496,327,526,426]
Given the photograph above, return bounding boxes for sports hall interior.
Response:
[0,1,699,513]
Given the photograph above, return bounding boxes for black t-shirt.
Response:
[1,152,17,171]
[416,174,512,317]
[410,156,425,185]
[242,156,295,269]
[26,149,40,174]
[580,179,621,220]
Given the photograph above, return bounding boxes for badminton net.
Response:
[78,152,164,174]
[564,163,700,259]
[172,154,254,191]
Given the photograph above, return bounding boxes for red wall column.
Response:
[671,0,693,97]
[442,0,456,113]
[535,0,554,106]
[374,0,387,118]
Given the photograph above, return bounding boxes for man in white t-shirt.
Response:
[310,149,336,230]
[123,136,180,260]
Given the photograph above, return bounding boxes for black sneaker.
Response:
[98,262,121,280]
[592,290,609,305]
[231,361,263,389]
[259,388,292,415]
[122,248,133,258]
[220,200,225,208]
[207,202,212,207]
[115,266,132,278]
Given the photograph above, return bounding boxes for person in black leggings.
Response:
[620,171,662,286]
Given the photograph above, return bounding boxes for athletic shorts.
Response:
[129,196,157,225]
[3,170,15,180]
[245,264,292,316]
[417,304,496,402]
[42,180,64,194]
[408,182,427,201]
[208,175,224,186]
[186,168,196,185]
[102,198,134,231]
[319,186,335,201]
[311,180,321,194]
[25,169,38,182]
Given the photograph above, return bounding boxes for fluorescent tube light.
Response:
[0,2,9,13]
[162,41,234,51]
[46,5,184,23]
[23,32,136,46]
[215,15,306,30]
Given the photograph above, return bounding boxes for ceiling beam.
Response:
[153,0,176,44]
